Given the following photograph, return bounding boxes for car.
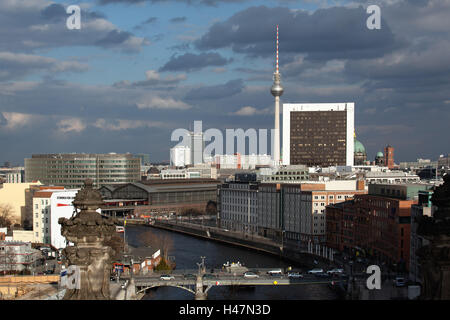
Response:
[314,272,331,278]
[288,272,303,278]
[395,277,406,287]
[267,269,283,276]
[184,274,196,280]
[203,274,217,279]
[307,268,324,274]
[327,268,344,274]
[243,271,259,279]
[160,274,175,280]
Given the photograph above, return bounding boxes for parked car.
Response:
[267,269,283,276]
[288,272,303,278]
[327,268,344,274]
[243,271,259,279]
[395,277,406,287]
[203,274,217,279]
[314,272,331,278]
[184,274,196,280]
[160,274,175,280]
[307,268,324,274]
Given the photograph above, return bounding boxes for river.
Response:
[125,225,340,300]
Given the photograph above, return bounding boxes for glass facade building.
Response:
[25,153,141,188]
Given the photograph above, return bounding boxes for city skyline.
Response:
[0,0,449,164]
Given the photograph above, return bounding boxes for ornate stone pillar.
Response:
[417,174,450,300]
[59,179,119,300]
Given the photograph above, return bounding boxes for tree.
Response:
[205,200,217,215]
[139,230,173,261]
[0,203,14,228]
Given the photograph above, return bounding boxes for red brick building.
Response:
[384,145,395,169]
[326,193,416,271]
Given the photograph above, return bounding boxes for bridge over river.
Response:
[120,267,348,300]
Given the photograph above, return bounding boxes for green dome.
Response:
[376,151,384,158]
[354,139,366,154]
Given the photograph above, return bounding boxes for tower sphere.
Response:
[271,73,284,97]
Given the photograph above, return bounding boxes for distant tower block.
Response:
[271,25,284,166]
[384,145,395,169]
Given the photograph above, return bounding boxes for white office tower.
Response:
[190,131,204,165]
[270,25,283,167]
[170,145,192,167]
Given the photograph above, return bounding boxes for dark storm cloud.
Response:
[98,0,246,6]
[184,79,244,100]
[159,52,232,72]
[40,3,66,21]
[195,5,399,62]
[0,1,147,53]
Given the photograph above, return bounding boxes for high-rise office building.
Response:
[25,153,141,189]
[282,103,355,167]
[135,153,150,166]
[189,131,204,165]
[170,145,191,167]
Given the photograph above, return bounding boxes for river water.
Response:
[126,225,339,300]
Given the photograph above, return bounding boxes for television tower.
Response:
[271,25,284,166]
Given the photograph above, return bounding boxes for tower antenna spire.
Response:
[276,24,279,73]
[271,24,283,166]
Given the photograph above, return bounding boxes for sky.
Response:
[0,0,449,165]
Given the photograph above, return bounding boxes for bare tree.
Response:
[0,203,14,228]
[139,230,173,261]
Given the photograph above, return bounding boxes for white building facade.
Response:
[170,145,191,167]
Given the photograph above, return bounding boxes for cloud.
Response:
[98,0,247,6]
[93,118,168,131]
[229,105,271,116]
[57,118,86,133]
[0,2,148,54]
[159,52,232,72]
[0,52,88,81]
[136,96,191,110]
[184,79,244,100]
[195,5,400,62]
[0,112,41,130]
[170,17,187,23]
[113,70,187,87]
